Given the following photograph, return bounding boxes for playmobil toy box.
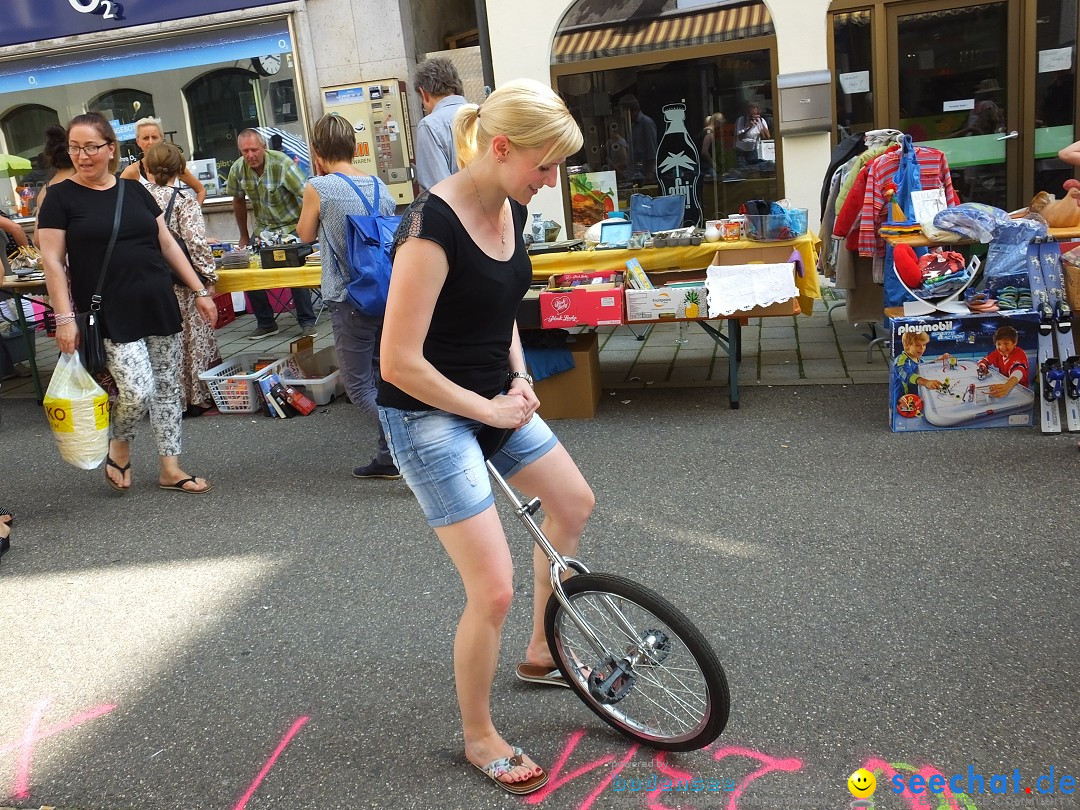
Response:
[889,311,1040,432]
[539,270,625,328]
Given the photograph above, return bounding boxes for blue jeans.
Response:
[328,299,392,466]
[249,287,316,328]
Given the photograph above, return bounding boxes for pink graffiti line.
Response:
[525,729,629,808]
[864,758,969,810]
[1,698,118,802]
[233,715,310,810]
[713,745,804,810]
[646,752,698,810]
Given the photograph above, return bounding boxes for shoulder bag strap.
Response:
[91,179,125,312]
[163,185,181,230]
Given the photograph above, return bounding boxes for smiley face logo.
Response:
[848,768,876,798]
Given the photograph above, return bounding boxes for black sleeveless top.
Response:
[377,191,531,411]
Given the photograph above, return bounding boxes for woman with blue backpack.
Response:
[297,113,400,479]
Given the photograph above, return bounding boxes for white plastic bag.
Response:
[43,351,110,470]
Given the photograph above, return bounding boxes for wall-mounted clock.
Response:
[251,55,282,76]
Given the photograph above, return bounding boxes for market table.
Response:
[0,278,49,402]
[529,233,820,409]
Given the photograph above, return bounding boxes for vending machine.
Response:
[319,79,417,206]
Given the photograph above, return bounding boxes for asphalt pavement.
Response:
[1,384,1077,809]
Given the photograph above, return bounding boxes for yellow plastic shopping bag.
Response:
[43,351,110,470]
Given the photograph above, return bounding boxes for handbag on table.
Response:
[76,179,124,376]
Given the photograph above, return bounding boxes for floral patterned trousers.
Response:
[104,333,183,457]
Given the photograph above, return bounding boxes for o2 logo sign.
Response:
[68,0,124,21]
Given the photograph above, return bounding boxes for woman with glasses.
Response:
[37,112,217,494]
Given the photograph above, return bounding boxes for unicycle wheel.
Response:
[544,573,730,751]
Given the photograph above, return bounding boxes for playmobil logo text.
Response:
[897,321,956,335]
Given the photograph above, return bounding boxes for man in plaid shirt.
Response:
[228,129,317,340]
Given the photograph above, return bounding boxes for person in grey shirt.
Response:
[413,58,467,192]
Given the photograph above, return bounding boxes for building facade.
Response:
[2,0,1076,235]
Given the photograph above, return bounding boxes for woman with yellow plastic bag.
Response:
[43,350,110,469]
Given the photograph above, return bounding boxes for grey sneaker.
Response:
[246,324,280,340]
[353,461,402,480]
[299,323,319,337]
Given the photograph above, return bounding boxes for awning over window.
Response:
[552,3,773,65]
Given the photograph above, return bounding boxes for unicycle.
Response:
[482,430,730,751]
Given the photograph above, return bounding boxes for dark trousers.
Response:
[248,288,316,328]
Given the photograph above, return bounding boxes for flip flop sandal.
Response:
[515,662,569,688]
[0,510,12,527]
[472,747,548,795]
[159,477,213,494]
[105,456,131,494]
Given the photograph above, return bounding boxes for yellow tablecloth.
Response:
[216,231,822,313]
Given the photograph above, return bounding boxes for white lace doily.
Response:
[706,262,798,317]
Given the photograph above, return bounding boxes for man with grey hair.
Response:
[413,57,467,191]
[227,128,317,339]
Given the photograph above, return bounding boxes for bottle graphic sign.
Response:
[656,103,702,227]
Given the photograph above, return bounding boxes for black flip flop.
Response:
[159,476,212,494]
[105,456,131,494]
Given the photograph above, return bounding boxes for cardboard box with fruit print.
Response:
[569,171,618,239]
[625,284,707,321]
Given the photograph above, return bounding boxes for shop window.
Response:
[554,1,777,233]
[185,69,262,180]
[831,10,873,140]
[1,104,59,192]
[0,19,306,200]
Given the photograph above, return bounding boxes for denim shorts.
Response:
[378,406,558,527]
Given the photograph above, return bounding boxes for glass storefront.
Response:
[0,18,308,214]
[553,0,778,235]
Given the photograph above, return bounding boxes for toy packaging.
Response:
[889,311,1040,432]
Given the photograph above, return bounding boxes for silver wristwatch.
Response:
[508,370,534,386]
[195,288,211,298]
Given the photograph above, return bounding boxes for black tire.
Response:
[544,573,730,751]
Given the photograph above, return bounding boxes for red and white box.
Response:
[539,270,625,328]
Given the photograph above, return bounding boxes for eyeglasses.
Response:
[67,142,111,156]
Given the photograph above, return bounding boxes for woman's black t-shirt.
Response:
[38,178,181,342]
[377,191,531,411]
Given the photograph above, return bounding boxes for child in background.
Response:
[977,325,1029,398]
[894,330,946,401]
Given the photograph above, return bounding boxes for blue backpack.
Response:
[336,173,400,317]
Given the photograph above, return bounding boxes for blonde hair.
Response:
[143,142,185,186]
[901,331,930,351]
[452,78,582,168]
[135,116,163,138]
[311,113,356,164]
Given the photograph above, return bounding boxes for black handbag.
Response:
[76,180,124,376]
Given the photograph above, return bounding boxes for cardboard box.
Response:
[889,311,1039,432]
[626,284,707,321]
[259,242,314,268]
[539,270,624,328]
[533,332,602,420]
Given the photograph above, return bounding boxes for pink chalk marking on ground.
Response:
[233,715,310,810]
[864,757,965,810]
[713,745,804,810]
[525,729,620,806]
[646,751,698,810]
[2,699,117,802]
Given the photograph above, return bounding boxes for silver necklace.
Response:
[467,165,506,246]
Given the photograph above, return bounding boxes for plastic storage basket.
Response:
[744,208,808,241]
[198,353,288,413]
[279,347,344,406]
